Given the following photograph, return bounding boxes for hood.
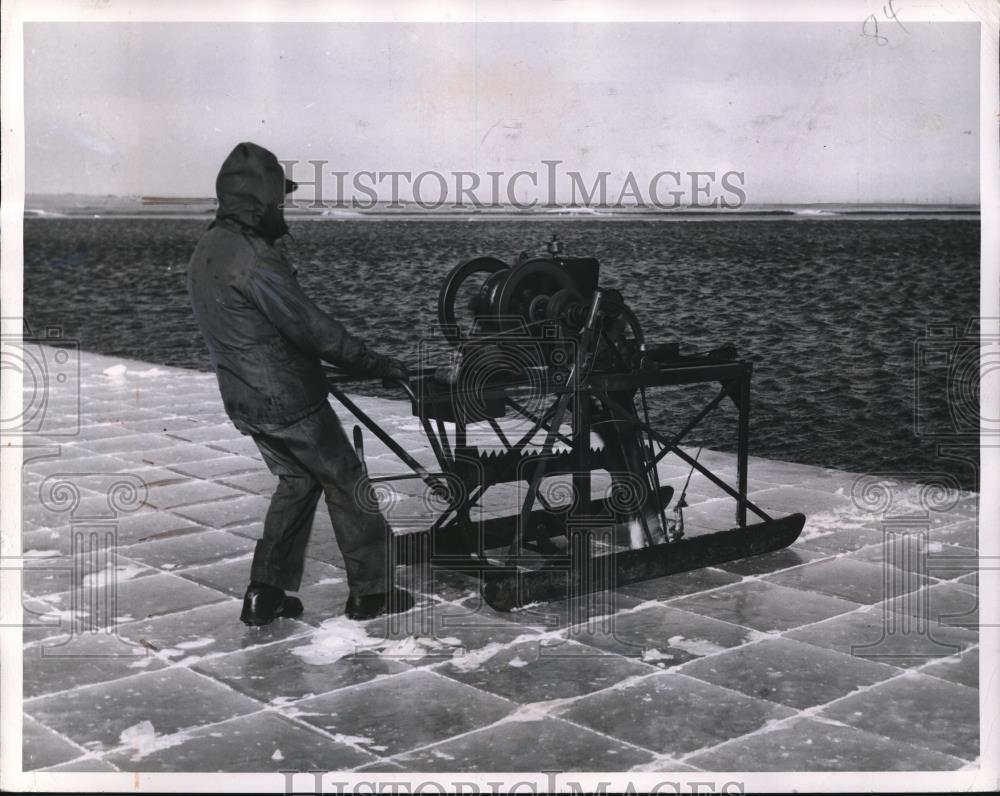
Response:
[214,142,293,241]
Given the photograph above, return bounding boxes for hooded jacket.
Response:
[187,142,391,424]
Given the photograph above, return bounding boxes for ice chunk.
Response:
[118,720,190,761]
[667,634,728,657]
[103,364,128,381]
[333,733,375,746]
[641,648,675,664]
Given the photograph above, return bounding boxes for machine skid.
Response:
[482,513,806,612]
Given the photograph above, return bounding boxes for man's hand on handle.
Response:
[375,355,409,386]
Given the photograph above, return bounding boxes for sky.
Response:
[23,21,980,204]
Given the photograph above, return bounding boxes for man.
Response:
[187,141,413,625]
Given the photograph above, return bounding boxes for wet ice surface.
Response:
[19,349,980,772]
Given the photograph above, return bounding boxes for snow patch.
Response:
[280,708,324,720]
[811,714,850,727]
[379,635,461,660]
[445,634,539,673]
[270,694,309,708]
[630,600,667,613]
[606,674,653,692]
[498,695,579,725]
[290,617,382,664]
[37,592,65,604]
[103,364,128,382]
[756,716,794,734]
[504,703,556,723]
[290,616,463,666]
[175,637,215,650]
[798,505,876,539]
[641,648,675,664]
[666,635,729,657]
[333,733,375,746]
[31,606,83,623]
[118,721,191,761]
[101,364,169,381]
[312,574,345,586]
[82,563,148,589]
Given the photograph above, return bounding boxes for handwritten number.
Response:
[862,14,889,46]
[862,1,908,45]
[884,0,909,33]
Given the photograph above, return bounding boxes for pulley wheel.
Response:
[495,258,576,324]
[437,256,509,348]
[546,287,586,329]
[527,294,550,323]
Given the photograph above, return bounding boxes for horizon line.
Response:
[24,193,983,209]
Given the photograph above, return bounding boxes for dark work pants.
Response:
[233,402,390,596]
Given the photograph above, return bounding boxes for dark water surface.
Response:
[24,217,980,489]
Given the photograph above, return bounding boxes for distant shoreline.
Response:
[22,195,982,223]
[23,209,982,222]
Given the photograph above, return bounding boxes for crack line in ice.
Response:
[674,661,954,764]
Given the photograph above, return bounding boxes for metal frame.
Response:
[322,275,804,610]
[329,350,788,566]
